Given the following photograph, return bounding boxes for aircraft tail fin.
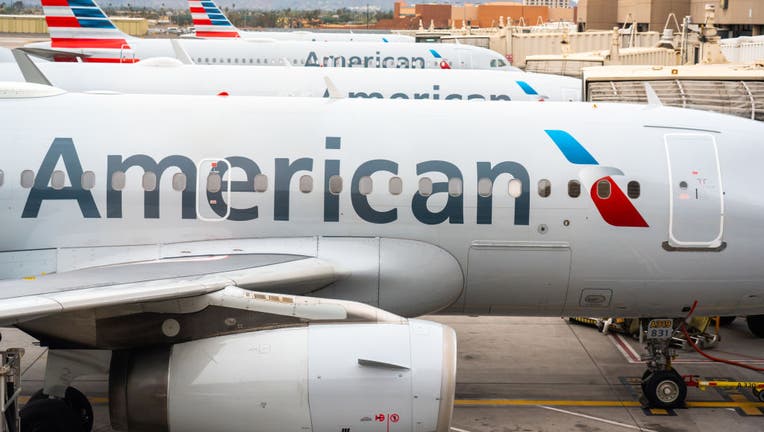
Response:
[41,0,135,62]
[188,0,241,38]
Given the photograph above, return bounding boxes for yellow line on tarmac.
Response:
[455,399,764,410]
[456,399,643,407]
[18,396,110,405]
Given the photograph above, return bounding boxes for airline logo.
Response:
[545,130,648,228]
[41,0,134,62]
[188,0,240,38]
[429,49,450,69]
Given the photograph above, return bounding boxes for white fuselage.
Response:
[1,92,763,319]
[0,57,579,101]
[26,38,514,70]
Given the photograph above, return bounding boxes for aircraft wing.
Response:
[0,254,339,326]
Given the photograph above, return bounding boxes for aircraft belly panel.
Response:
[464,241,571,315]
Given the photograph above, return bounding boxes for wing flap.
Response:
[0,255,337,325]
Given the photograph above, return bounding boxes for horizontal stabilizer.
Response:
[15,47,90,62]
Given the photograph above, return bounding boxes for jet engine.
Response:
[109,319,456,432]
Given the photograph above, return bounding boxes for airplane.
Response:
[28,0,511,69]
[187,0,415,43]
[3,83,764,430]
[5,48,582,101]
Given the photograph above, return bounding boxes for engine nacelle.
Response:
[110,319,456,432]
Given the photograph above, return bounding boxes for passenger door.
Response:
[665,134,724,249]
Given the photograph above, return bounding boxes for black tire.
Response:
[717,316,736,326]
[754,389,764,403]
[20,398,82,432]
[746,315,764,338]
[24,388,93,432]
[640,370,652,393]
[64,387,94,432]
[643,370,687,409]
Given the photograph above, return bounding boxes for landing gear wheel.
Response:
[21,398,81,432]
[718,316,736,326]
[746,315,764,338]
[754,389,764,403]
[642,370,687,409]
[23,387,93,432]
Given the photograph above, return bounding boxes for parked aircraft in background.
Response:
[6,49,580,101]
[29,0,510,69]
[2,83,764,429]
[188,0,414,42]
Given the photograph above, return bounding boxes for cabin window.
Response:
[329,175,343,195]
[142,172,157,192]
[234,58,238,64]
[418,177,433,196]
[389,177,403,195]
[254,174,268,192]
[20,170,35,189]
[508,179,522,198]
[0,170,4,187]
[537,179,551,198]
[50,170,65,190]
[448,178,462,197]
[172,173,186,191]
[81,171,95,190]
[204,57,209,63]
[627,181,640,199]
[568,180,581,198]
[256,58,261,64]
[227,58,231,64]
[212,58,217,63]
[197,57,201,63]
[299,175,313,193]
[478,178,492,197]
[597,179,611,199]
[111,171,126,191]
[207,173,222,193]
[359,176,373,195]
[490,58,507,68]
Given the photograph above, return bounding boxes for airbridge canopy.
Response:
[584,64,764,122]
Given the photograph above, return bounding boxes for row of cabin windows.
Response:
[197,57,298,65]
[2,170,641,200]
[195,57,454,68]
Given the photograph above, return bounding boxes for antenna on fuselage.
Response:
[323,76,344,100]
[643,82,664,107]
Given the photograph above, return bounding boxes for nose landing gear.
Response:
[639,318,688,409]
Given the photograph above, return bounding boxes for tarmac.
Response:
[3,315,763,432]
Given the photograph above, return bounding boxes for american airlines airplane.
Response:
[188,0,415,42]
[5,49,581,101]
[28,0,510,69]
[4,85,764,429]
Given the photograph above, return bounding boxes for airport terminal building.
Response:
[578,0,764,36]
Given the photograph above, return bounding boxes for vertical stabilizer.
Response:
[41,0,135,62]
[188,0,241,38]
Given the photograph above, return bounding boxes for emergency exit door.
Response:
[665,134,724,249]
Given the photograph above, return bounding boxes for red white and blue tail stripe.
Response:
[188,0,240,38]
[42,0,135,62]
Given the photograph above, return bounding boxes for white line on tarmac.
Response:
[537,405,658,432]
[450,427,474,432]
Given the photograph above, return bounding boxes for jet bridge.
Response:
[583,63,764,121]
